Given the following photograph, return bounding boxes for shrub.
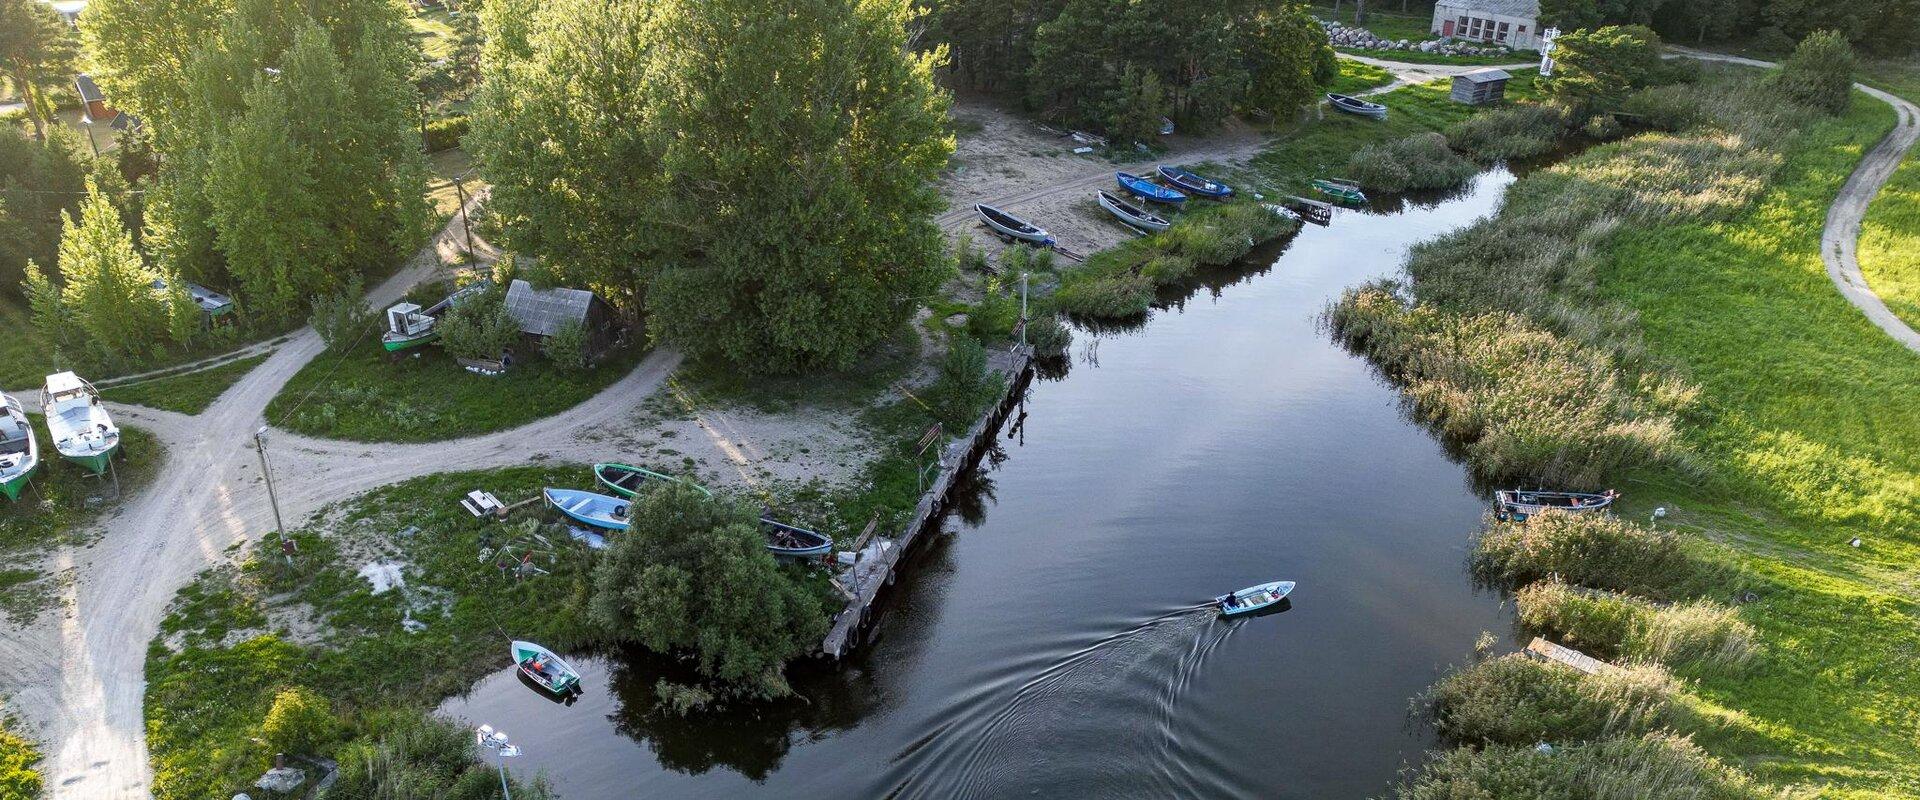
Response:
[1445,105,1567,161]
[329,710,554,800]
[1394,733,1787,800]
[437,291,520,362]
[1419,654,1687,747]
[1767,30,1856,115]
[309,276,373,352]
[1026,314,1073,356]
[0,721,42,800]
[1516,580,1758,672]
[1471,512,1699,599]
[1620,85,1702,132]
[1055,270,1154,318]
[1582,113,1623,140]
[1347,132,1478,193]
[927,335,998,429]
[542,320,590,371]
[1543,26,1668,117]
[260,686,340,756]
[423,114,470,152]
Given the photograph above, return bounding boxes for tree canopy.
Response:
[1768,30,1857,115]
[474,0,955,373]
[1542,25,1668,116]
[0,0,77,141]
[1545,0,1918,54]
[0,126,87,290]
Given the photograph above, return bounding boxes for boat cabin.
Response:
[386,302,434,337]
[44,372,96,413]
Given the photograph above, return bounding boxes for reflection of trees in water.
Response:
[1365,179,1480,215]
[602,646,877,781]
[945,444,1005,528]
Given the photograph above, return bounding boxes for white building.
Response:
[1432,0,1543,51]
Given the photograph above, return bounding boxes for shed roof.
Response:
[73,74,104,103]
[1438,0,1539,17]
[1458,68,1514,84]
[505,279,599,337]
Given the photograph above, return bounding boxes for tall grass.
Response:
[1327,287,1695,485]
[1469,511,1704,600]
[1395,733,1788,800]
[1345,132,1478,193]
[1054,203,1295,319]
[1419,654,1688,747]
[1444,104,1568,161]
[1516,580,1759,673]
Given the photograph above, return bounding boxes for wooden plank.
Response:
[1525,636,1614,675]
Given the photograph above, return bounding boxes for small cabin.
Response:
[73,74,112,124]
[504,280,617,360]
[1451,68,1512,106]
[1433,0,1542,50]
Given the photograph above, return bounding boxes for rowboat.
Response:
[1156,165,1234,199]
[1284,195,1336,225]
[976,204,1053,245]
[1327,93,1388,120]
[511,640,581,695]
[1217,580,1295,617]
[1096,190,1171,233]
[1311,178,1367,205]
[761,515,834,558]
[542,487,631,531]
[1116,172,1187,205]
[0,393,39,502]
[41,372,117,476]
[593,463,713,500]
[1494,489,1620,522]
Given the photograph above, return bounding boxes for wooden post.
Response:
[451,177,477,255]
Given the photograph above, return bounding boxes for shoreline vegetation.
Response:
[1337,35,1920,798]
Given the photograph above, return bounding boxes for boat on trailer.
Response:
[41,372,117,476]
[1156,165,1234,199]
[0,393,39,501]
[1116,171,1188,205]
[976,204,1054,246]
[1311,178,1367,205]
[1217,580,1295,617]
[382,283,489,352]
[593,463,713,500]
[542,487,631,531]
[511,640,581,695]
[1097,190,1172,233]
[761,515,834,558]
[1327,92,1388,120]
[1494,489,1620,522]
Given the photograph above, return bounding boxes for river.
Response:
[439,168,1522,799]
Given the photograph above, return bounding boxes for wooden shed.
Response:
[1451,68,1512,106]
[504,279,618,359]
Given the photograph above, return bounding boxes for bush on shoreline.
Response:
[1394,733,1786,800]
[1470,512,1703,599]
[1345,132,1478,193]
[1516,580,1758,673]
[1419,654,1688,747]
[1444,104,1567,161]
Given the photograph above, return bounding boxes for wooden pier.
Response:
[1525,636,1616,675]
[819,344,1036,659]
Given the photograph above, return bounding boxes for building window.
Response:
[1498,21,1510,41]
[1518,25,1528,34]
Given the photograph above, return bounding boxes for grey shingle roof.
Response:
[1441,0,1540,18]
[73,74,104,103]
[505,279,597,337]
[1460,68,1514,83]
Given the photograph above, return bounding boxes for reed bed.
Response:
[1516,580,1759,673]
[1344,132,1479,194]
[1054,203,1295,319]
[1395,733,1788,800]
[1419,654,1688,747]
[1444,104,1568,162]
[1469,511,1702,600]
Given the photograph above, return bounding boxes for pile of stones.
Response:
[1319,19,1512,57]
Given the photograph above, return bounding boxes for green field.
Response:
[1857,64,1920,334]
[102,355,269,415]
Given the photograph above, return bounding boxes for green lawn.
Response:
[102,355,269,415]
[0,419,162,618]
[1327,59,1396,96]
[266,332,649,443]
[1856,61,1920,335]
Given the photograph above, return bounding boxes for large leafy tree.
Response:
[588,483,830,698]
[0,0,77,142]
[476,0,954,373]
[0,126,88,289]
[36,179,173,365]
[1542,25,1666,116]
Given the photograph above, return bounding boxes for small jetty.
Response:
[819,344,1035,659]
[1524,636,1615,675]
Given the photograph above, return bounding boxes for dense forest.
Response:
[1547,0,1914,52]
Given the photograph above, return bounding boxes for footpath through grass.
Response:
[102,354,269,415]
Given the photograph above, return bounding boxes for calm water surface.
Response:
[440,170,1522,799]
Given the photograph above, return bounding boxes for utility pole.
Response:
[452,176,476,255]
[476,725,520,800]
[255,426,287,547]
[1019,271,1029,349]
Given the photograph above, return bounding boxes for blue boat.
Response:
[1157,165,1234,199]
[1117,172,1187,205]
[761,516,834,558]
[1217,580,1295,617]
[543,487,631,531]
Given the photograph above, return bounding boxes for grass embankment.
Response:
[101,354,268,415]
[267,324,647,443]
[1341,61,1920,796]
[0,420,161,619]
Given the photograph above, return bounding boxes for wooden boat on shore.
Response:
[1117,171,1187,205]
[382,283,489,352]
[1218,580,1295,617]
[41,372,117,476]
[1157,165,1234,199]
[543,487,631,531]
[1096,190,1171,233]
[1311,178,1367,205]
[1327,92,1388,119]
[0,393,39,501]
[593,463,713,500]
[761,516,834,558]
[977,204,1054,245]
[512,640,581,695]
[1495,489,1620,522]
[1284,195,1336,225]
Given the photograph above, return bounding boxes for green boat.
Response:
[593,462,714,499]
[511,640,581,695]
[41,372,118,476]
[1311,178,1367,205]
[381,302,439,352]
[0,393,39,501]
